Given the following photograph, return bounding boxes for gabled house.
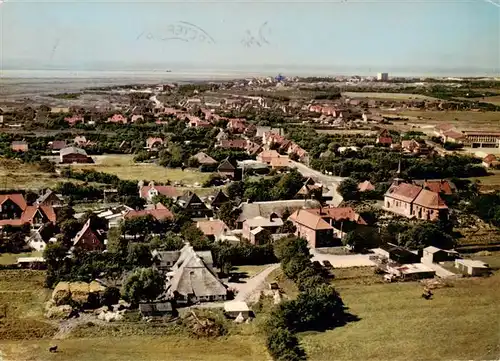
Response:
[358,180,376,192]
[242,215,284,244]
[72,219,104,252]
[227,119,247,133]
[270,156,290,171]
[246,142,263,157]
[376,129,392,146]
[177,191,213,218]
[35,190,63,207]
[288,209,334,248]
[384,182,448,221]
[196,219,229,241]
[166,245,226,304]
[188,116,211,128]
[139,182,179,203]
[215,129,229,142]
[0,194,57,228]
[131,115,144,123]
[218,158,237,179]
[257,150,281,165]
[74,136,91,148]
[303,207,367,240]
[295,179,323,199]
[210,190,230,209]
[191,152,218,167]
[124,203,174,221]
[401,139,429,155]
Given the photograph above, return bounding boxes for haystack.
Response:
[52,282,71,306]
[69,282,91,305]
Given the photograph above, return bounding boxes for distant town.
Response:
[0,73,499,360]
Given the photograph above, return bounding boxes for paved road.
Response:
[229,263,280,302]
[290,160,346,184]
[290,161,345,206]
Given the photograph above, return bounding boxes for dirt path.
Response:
[230,264,280,303]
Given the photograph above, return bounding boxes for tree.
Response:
[106,226,128,254]
[399,223,455,250]
[217,202,239,229]
[343,228,380,253]
[274,236,310,264]
[182,223,212,250]
[266,327,306,361]
[337,178,360,201]
[149,232,184,251]
[102,286,121,308]
[127,243,153,268]
[278,220,296,234]
[226,181,244,199]
[122,268,165,305]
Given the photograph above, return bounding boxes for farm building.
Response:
[455,259,490,276]
[387,263,436,281]
[421,246,459,263]
[60,147,93,164]
[224,301,251,319]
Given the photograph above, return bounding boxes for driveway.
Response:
[310,250,376,268]
[228,263,280,303]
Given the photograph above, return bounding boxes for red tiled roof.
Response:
[435,123,455,132]
[0,194,27,210]
[124,204,174,221]
[140,185,179,199]
[21,205,57,223]
[305,207,367,225]
[483,154,497,163]
[423,180,455,195]
[442,130,464,139]
[289,209,333,230]
[377,136,393,144]
[358,180,375,192]
[219,139,248,149]
[413,189,448,209]
[385,183,423,203]
[197,220,228,237]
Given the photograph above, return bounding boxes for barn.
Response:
[60,147,93,164]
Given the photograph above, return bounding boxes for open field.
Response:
[482,95,500,106]
[70,155,209,186]
[232,264,272,278]
[0,335,270,361]
[467,169,500,192]
[315,129,376,136]
[343,92,436,101]
[381,110,500,131]
[0,269,269,361]
[0,251,42,265]
[299,268,500,361]
[0,159,62,190]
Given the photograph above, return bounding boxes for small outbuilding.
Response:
[224,301,251,319]
[139,302,176,318]
[422,246,459,263]
[455,259,490,276]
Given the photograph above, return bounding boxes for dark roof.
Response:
[211,190,229,206]
[139,302,173,314]
[218,158,236,172]
[177,191,206,209]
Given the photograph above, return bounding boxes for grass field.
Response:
[232,264,272,278]
[0,159,62,190]
[0,251,42,265]
[299,267,500,361]
[382,110,500,131]
[71,155,209,186]
[343,92,436,101]
[467,169,500,191]
[0,335,270,361]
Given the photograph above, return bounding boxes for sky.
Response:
[0,0,499,75]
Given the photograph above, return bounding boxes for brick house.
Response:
[384,182,448,221]
[11,141,29,152]
[0,194,56,228]
[72,219,104,252]
[288,209,334,248]
[139,182,179,202]
[376,129,392,146]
